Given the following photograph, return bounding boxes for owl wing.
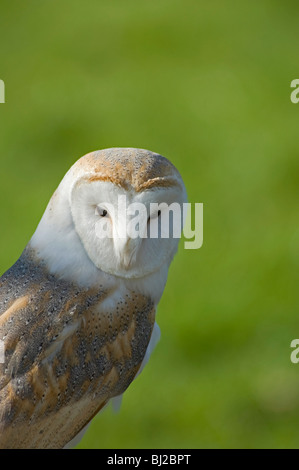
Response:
[65,321,161,449]
[0,250,156,449]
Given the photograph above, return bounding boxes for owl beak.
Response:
[115,236,141,269]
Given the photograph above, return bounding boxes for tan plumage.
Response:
[0,148,186,449]
[72,148,182,192]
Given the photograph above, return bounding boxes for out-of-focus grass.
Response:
[0,0,299,448]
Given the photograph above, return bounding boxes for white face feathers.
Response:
[30,148,187,288]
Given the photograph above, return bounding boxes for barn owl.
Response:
[0,148,187,449]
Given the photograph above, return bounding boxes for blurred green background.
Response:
[0,0,299,449]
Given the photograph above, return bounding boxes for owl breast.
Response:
[0,247,156,448]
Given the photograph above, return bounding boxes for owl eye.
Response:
[148,210,161,222]
[97,207,108,217]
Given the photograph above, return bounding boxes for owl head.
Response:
[30,148,187,293]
